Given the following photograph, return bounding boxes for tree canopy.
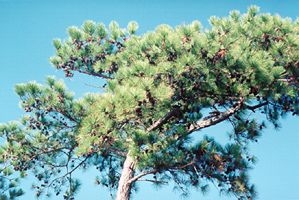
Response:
[1,6,298,200]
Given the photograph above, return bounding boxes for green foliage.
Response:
[109,21,120,41]
[67,26,82,42]
[53,39,62,50]
[0,173,24,199]
[1,6,299,200]
[127,21,139,35]
[82,20,96,35]
[95,23,108,39]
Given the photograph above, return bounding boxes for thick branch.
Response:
[127,169,157,185]
[107,148,127,157]
[146,109,176,132]
[188,101,243,134]
[275,79,299,90]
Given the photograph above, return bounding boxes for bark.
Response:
[116,152,136,200]
[187,101,243,133]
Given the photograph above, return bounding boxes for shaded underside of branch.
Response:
[146,109,177,132]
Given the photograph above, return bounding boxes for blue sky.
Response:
[0,0,298,199]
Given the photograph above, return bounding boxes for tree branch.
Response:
[79,77,102,88]
[137,178,168,184]
[146,109,177,132]
[107,148,127,157]
[39,156,90,194]
[244,101,268,112]
[128,162,194,185]
[127,169,158,184]
[73,68,112,79]
[188,101,243,134]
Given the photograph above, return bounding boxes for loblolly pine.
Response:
[1,5,299,200]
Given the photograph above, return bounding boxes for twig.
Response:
[79,77,102,88]
[137,178,168,184]
[73,68,112,79]
[192,164,200,178]
[128,162,194,184]
[39,156,89,194]
[245,102,268,112]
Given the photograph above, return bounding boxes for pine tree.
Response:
[1,6,299,200]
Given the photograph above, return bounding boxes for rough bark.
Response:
[187,101,243,133]
[115,152,136,200]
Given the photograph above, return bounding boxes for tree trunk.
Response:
[115,152,136,200]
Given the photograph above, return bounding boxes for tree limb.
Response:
[79,77,102,88]
[128,162,194,184]
[188,101,243,134]
[137,178,168,184]
[39,156,90,194]
[146,100,244,135]
[127,169,158,184]
[245,102,268,112]
[107,148,127,157]
[73,68,112,79]
[146,109,177,132]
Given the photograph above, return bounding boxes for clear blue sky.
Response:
[0,0,298,200]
